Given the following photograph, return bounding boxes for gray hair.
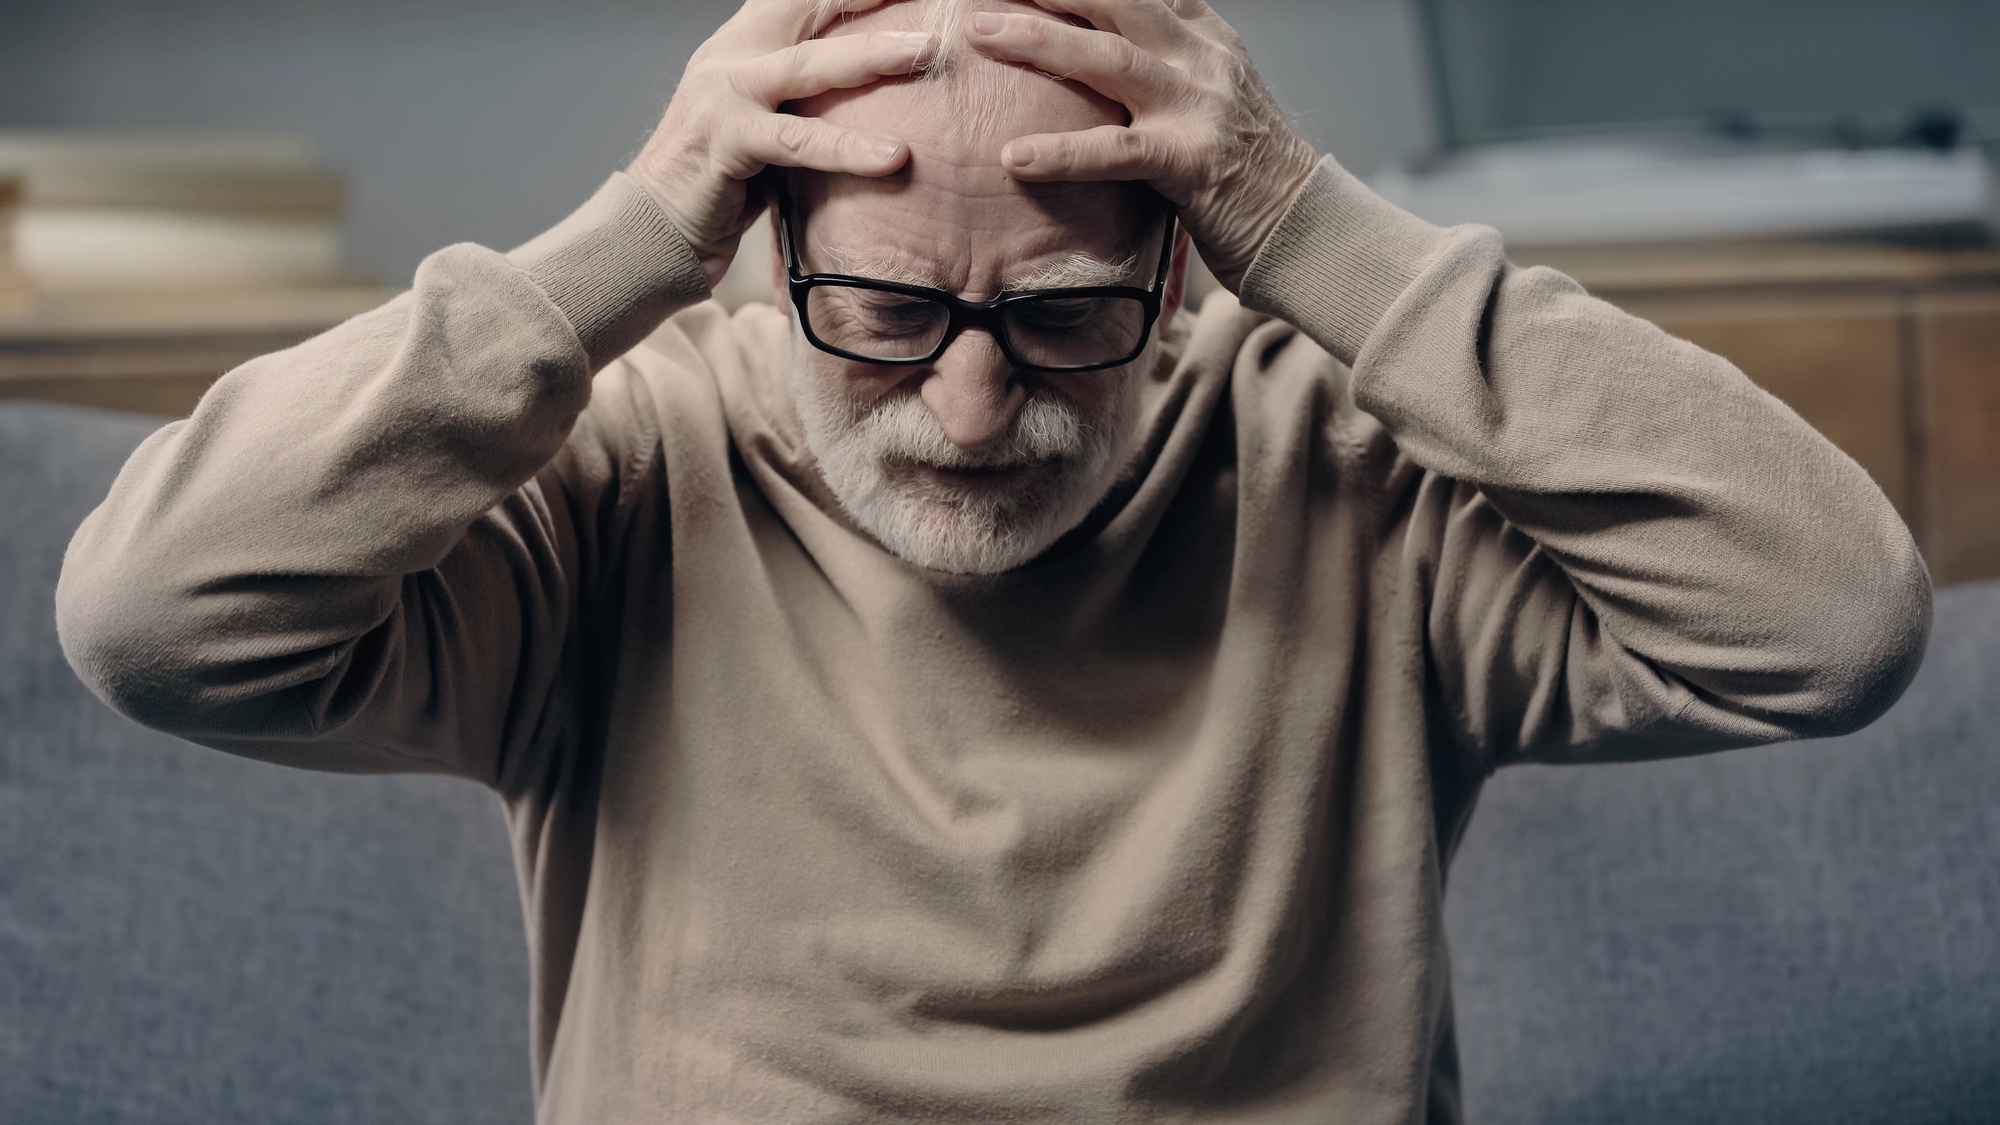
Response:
[813,0,988,75]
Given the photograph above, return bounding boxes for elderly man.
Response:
[57,0,1929,1121]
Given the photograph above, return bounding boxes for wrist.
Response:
[506,172,712,369]
[624,150,739,291]
[1236,155,1451,365]
[1204,135,1321,293]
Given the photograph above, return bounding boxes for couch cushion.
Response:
[1,403,533,1125]
[10,402,1993,1124]
[1448,579,1999,1123]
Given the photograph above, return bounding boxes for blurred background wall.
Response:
[0,0,1433,284]
[1428,0,2000,145]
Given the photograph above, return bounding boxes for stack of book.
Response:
[0,130,353,289]
[0,131,388,416]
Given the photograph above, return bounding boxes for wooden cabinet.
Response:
[1525,243,2000,586]
[1920,291,2000,584]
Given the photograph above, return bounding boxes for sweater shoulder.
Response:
[1191,291,1401,483]
[539,301,755,557]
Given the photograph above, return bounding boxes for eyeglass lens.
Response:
[803,287,1148,366]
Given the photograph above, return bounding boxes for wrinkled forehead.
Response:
[788,0,1153,283]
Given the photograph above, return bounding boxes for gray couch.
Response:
[4,401,1995,1124]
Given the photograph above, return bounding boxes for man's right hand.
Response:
[628,0,933,290]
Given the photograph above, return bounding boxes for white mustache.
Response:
[850,392,1089,471]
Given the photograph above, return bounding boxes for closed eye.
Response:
[1010,297,1108,331]
[842,291,947,338]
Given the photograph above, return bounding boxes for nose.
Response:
[920,328,1025,452]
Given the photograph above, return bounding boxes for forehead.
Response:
[790,1,1147,286]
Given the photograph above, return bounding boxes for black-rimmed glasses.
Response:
[776,185,1175,374]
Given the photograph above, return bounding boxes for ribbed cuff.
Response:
[1237,155,1452,366]
[506,172,710,369]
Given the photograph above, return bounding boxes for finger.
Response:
[964,12,1176,109]
[1022,0,1196,52]
[1000,125,1173,183]
[736,31,933,103]
[735,113,909,178]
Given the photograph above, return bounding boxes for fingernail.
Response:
[972,12,1005,34]
[1004,140,1036,167]
[899,31,930,48]
[874,139,901,161]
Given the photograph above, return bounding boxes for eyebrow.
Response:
[1008,251,1141,291]
[813,237,1140,294]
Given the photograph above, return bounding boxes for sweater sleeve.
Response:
[54,172,708,787]
[1238,156,1933,765]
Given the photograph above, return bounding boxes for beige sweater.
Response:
[57,157,1930,1124]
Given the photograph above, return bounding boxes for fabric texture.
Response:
[1,403,532,1125]
[1446,577,2000,1124]
[54,160,1932,1124]
[9,402,1988,1125]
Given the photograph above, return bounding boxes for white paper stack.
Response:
[0,131,350,288]
[1372,138,2000,248]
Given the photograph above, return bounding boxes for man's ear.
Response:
[1161,226,1194,323]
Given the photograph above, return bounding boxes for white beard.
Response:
[789,324,1147,575]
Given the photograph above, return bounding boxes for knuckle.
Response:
[775,43,810,86]
[773,115,814,156]
[1120,132,1163,172]
[721,62,757,99]
[689,57,730,85]
[1101,41,1139,79]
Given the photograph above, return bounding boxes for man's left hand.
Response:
[965,0,1321,293]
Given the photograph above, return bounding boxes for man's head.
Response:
[777,0,1188,574]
